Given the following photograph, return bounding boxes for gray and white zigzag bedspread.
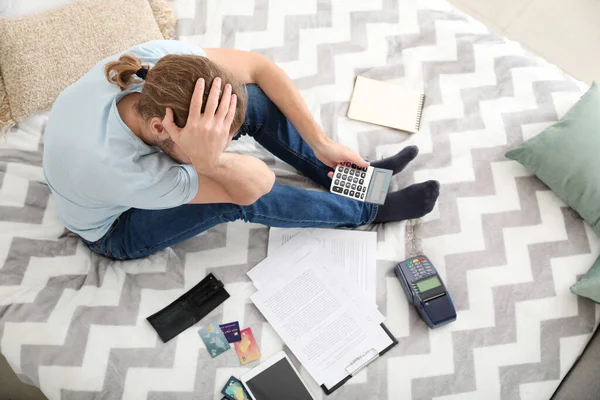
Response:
[1,0,599,399]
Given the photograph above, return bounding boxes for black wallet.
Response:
[147,273,230,343]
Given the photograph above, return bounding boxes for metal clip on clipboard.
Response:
[321,324,398,395]
[345,348,379,377]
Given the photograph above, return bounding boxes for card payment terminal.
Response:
[395,255,456,328]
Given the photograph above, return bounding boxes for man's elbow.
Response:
[236,170,275,206]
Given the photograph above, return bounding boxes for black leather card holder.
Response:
[147,273,230,343]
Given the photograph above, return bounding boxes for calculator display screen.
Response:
[368,171,387,203]
[416,276,441,292]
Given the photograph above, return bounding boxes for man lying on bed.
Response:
[42,40,440,260]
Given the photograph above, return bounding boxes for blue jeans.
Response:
[85,85,378,260]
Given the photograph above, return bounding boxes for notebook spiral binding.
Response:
[415,94,426,131]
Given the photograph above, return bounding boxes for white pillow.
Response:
[0,0,75,17]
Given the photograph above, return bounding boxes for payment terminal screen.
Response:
[416,276,441,292]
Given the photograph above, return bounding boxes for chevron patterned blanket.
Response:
[1,0,599,399]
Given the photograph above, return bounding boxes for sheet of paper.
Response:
[268,228,377,303]
[250,251,393,388]
[250,231,384,324]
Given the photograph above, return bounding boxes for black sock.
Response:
[370,145,419,175]
[373,180,440,223]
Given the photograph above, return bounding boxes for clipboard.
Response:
[320,323,398,395]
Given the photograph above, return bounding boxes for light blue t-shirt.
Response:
[43,40,205,242]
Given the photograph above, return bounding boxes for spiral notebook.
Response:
[347,76,425,133]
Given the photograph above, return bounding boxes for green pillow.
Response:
[505,82,600,234]
[571,256,600,303]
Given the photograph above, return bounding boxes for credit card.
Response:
[198,323,231,358]
[219,321,241,343]
[221,376,252,400]
[233,328,261,365]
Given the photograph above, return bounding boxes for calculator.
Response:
[330,162,393,205]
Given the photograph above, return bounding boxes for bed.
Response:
[1,0,598,399]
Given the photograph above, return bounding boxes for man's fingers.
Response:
[225,131,235,149]
[162,108,181,140]
[204,77,222,116]
[327,171,334,179]
[223,94,237,131]
[215,83,232,121]
[348,151,369,168]
[187,78,205,124]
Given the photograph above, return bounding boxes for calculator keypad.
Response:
[330,162,371,203]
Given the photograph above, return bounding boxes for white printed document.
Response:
[268,228,377,303]
[251,231,383,323]
[250,250,393,388]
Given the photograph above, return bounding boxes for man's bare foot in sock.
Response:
[374,180,440,223]
[370,145,419,175]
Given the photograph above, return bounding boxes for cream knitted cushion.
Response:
[0,0,176,135]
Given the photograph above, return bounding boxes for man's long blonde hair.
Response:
[104,54,247,133]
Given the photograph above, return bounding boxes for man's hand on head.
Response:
[162,77,237,176]
[225,130,237,150]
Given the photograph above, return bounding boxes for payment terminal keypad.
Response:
[407,257,435,282]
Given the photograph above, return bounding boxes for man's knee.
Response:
[244,84,281,119]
